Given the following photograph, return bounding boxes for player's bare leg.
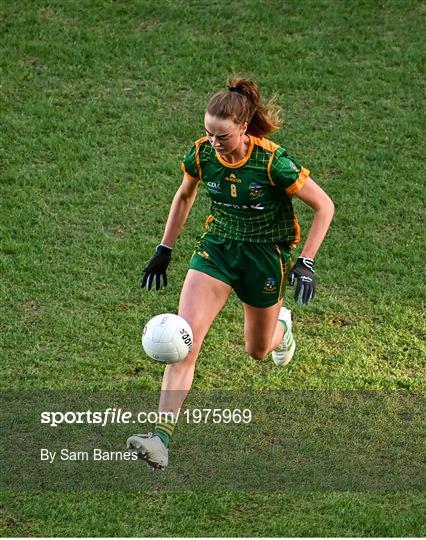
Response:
[127,270,231,468]
[243,300,295,365]
[159,269,231,413]
[243,300,283,359]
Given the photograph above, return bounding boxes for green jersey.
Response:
[181,135,310,245]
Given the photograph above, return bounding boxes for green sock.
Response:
[153,420,176,448]
[279,320,293,348]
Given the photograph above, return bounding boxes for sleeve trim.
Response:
[285,166,310,195]
[180,163,199,181]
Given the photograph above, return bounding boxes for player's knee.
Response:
[245,342,268,361]
[166,349,198,378]
[181,346,199,366]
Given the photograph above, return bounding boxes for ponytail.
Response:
[206,76,282,138]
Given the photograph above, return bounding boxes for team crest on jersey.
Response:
[264,277,277,292]
[249,181,263,199]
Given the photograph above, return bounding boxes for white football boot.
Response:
[126,433,168,470]
[272,307,296,367]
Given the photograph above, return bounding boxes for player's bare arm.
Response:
[294,177,335,260]
[161,173,200,248]
[287,177,334,304]
[141,174,200,291]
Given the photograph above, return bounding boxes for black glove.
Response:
[289,257,316,304]
[141,244,172,291]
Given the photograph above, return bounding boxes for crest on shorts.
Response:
[249,181,264,199]
[264,277,277,292]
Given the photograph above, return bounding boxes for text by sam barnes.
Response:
[40,448,138,463]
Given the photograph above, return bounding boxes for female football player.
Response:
[127,76,334,469]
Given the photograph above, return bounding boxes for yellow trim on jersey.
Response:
[285,167,310,195]
[291,215,301,247]
[180,162,199,181]
[204,214,215,228]
[250,136,279,153]
[189,136,207,180]
[274,244,285,301]
[194,136,207,180]
[267,151,276,186]
[214,135,255,169]
[190,231,209,263]
[250,137,279,186]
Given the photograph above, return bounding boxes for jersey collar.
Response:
[214,135,254,169]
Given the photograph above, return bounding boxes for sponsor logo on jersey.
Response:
[225,173,242,183]
[206,181,221,194]
[213,200,265,211]
[249,181,264,199]
[264,277,277,292]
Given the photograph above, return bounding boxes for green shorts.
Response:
[189,234,292,308]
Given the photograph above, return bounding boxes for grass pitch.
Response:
[1,0,425,536]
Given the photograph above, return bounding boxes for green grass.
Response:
[1,0,425,536]
[1,491,424,537]
[2,391,424,493]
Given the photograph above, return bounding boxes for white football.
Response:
[142,313,193,364]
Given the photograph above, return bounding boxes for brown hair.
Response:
[206,76,282,138]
